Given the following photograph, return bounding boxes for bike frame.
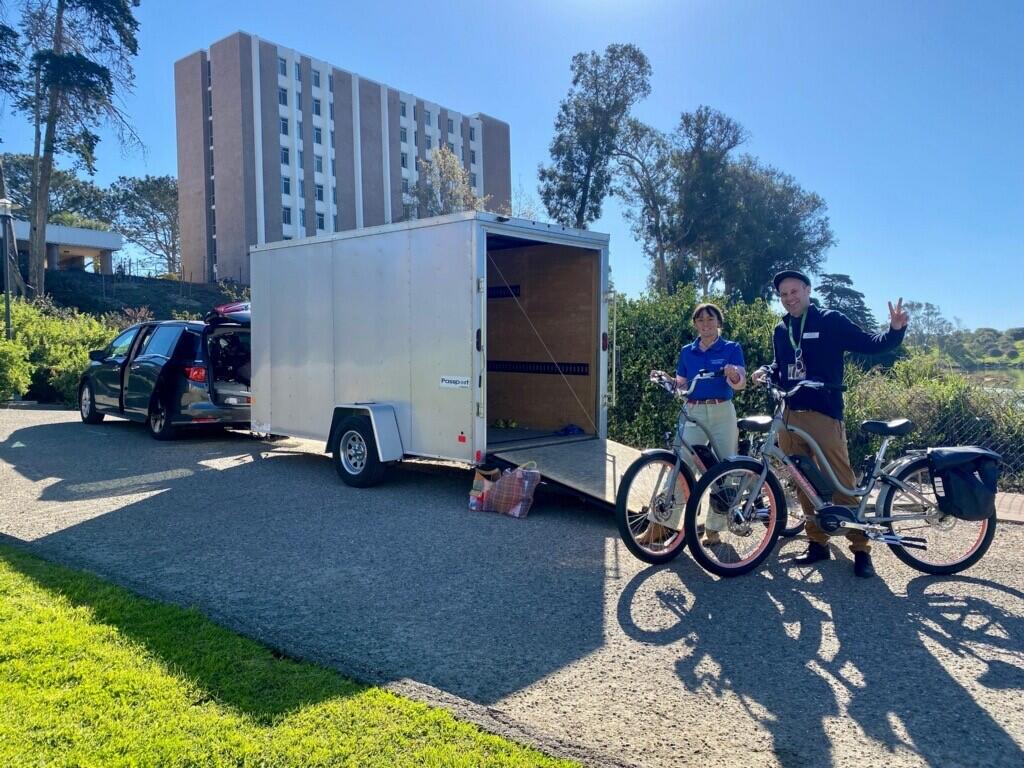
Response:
[737,386,938,528]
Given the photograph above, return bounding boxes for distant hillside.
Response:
[45,270,245,319]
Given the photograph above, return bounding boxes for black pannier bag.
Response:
[927,447,1001,521]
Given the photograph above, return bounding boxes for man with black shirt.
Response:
[753,270,909,578]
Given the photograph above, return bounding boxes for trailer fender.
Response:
[326,404,404,463]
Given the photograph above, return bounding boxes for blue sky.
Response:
[1,0,1021,329]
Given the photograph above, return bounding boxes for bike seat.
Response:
[737,415,773,433]
[860,418,915,437]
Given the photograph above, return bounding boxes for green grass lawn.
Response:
[0,544,575,768]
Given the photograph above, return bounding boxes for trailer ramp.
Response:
[491,438,641,507]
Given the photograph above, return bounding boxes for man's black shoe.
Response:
[794,542,831,566]
[853,551,876,578]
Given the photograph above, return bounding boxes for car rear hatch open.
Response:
[204,302,252,406]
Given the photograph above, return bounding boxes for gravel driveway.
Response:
[2,408,1022,768]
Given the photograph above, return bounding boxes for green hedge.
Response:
[0,298,117,405]
[607,287,777,448]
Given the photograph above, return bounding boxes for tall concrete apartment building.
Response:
[175,31,511,284]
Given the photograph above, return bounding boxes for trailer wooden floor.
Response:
[490,438,642,507]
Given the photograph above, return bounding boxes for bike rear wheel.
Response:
[684,457,785,577]
[616,450,694,565]
[881,456,996,575]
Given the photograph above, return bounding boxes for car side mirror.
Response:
[89,350,107,362]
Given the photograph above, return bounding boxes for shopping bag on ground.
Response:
[484,462,541,519]
[469,467,501,511]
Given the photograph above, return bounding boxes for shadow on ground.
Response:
[1,418,611,705]
[616,554,1024,768]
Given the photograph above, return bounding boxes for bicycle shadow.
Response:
[616,550,1024,768]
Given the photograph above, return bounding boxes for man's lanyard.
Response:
[787,311,808,353]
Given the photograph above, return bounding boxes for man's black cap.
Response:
[772,270,812,291]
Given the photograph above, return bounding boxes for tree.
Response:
[612,119,677,294]
[716,156,834,302]
[903,301,953,349]
[0,152,107,221]
[816,273,876,330]
[508,176,544,220]
[107,175,180,275]
[538,43,651,229]
[409,144,489,218]
[11,0,141,296]
[669,106,747,295]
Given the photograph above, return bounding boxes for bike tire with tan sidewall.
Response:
[615,450,696,565]
[683,457,786,578]
[881,455,997,575]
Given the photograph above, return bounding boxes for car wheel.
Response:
[147,394,177,440]
[79,381,105,424]
[332,415,385,487]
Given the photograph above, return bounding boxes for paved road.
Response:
[2,408,1022,768]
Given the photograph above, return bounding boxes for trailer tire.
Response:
[333,415,385,487]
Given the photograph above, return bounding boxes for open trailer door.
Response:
[491,438,640,507]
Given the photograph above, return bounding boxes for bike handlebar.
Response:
[649,368,725,398]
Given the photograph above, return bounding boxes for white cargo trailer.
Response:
[250,211,639,502]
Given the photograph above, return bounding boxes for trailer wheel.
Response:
[333,416,385,487]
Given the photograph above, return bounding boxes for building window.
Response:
[294,62,301,81]
[316,212,325,230]
[312,69,320,88]
[331,158,336,175]
[425,135,432,149]
[401,178,409,193]
[400,127,407,143]
[313,98,321,116]
[298,149,304,167]
[280,146,289,165]
[315,183,324,202]
[437,114,441,129]
[447,142,454,152]
[470,172,477,187]
[297,120,303,137]
[280,117,288,136]
[332,186,337,203]
[296,92,302,110]
[413,131,418,147]
[400,100,407,117]
[401,152,408,169]
[283,235,291,240]
[424,109,431,125]
[470,149,476,164]
[278,57,286,76]
[329,101,334,119]
[299,208,306,227]
[333,214,338,229]
[328,73,334,91]
[282,206,291,224]
[282,175,290,195]
[413,104,417,120]
[470,126,476,141]
[403,203,414,220]
[299,179,305,197]
[330,130,335,148]
[278,87,287,106]
[315,154,323,173]
[313,127,322,145]
[447,118,454,134]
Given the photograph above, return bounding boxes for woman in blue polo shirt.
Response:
[640,302,746,546]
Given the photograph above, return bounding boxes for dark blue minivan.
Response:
[78,303,251,439]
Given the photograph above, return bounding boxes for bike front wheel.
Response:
[881,456,996,575]
[684,457,786,577]
[616,450,695,565]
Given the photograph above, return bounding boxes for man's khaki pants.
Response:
[778,409,870,554]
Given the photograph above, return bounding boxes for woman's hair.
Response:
[691,302,724,326]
